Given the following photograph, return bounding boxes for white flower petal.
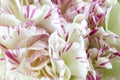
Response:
[0,13,21,26]
[95,57,112,69]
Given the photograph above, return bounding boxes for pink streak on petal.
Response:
[30,8,38,18]
[26,5,30,18]
[4,50,20,64]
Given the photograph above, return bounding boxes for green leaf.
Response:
[105,3,120,35]
[102,60,120,80]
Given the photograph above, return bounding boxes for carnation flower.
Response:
[0,0,120,80]
[0,26,53,80]
[86,27,120,80]
[0,0,61,33]
[49,21,90,80]
[51,0,117,27]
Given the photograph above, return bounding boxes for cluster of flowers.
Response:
[0,0,120,80]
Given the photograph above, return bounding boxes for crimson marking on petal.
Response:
[76,57,87,63]
[84,35,89,39]
[0,43,7,49]
[96,53,99,61]
[65,32,69,41]
[57,32,61,37]
[25,20,34,26]
[87,52,91,58]
[100,50,104,57]
[18,70,25,75]
[114,52,120,56]
[24,13,27,18]
[109,52,120,59]
[96,13,105,19]
[44,13,51,19]
[87,75,90,80]
[4,50,20,64]
[62,44,67,53]
[50,49,53,58]
[97,38,101,48]
[90,3,96,13]
[89,29,99,36]
[66,42,73,51]
[7,26,12,38]
[59,50,62,56]
[79,61,87,63]
[101,45,110,56]
[51,0,58,4]
[10,67,16,70]
[0,58,5,61]
[102,0,106,3]
[76,57,86,59]
[44,9,52,19]
[9,59,18,65]
[96,76,101,80]
[85,25,88,30]
[87,73,95,80]
[2,35,6,40]
[75,6,80,14]
[99,61,110,66]
[17,28,20,35]
[26,5,30,18]
[82,6,85,11]
[109,54,116,59]
[61,25,66,34]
